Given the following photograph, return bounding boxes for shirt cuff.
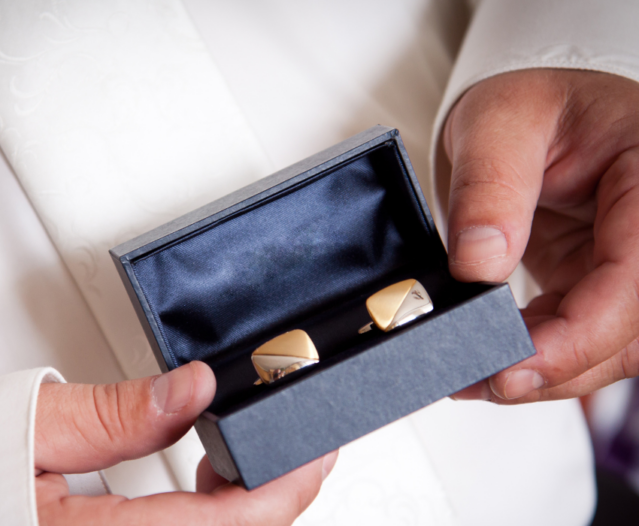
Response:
[0,367,64,526]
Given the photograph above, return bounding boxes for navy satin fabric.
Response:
[133,151,427,370]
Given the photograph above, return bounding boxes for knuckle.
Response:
[618,339,639,380]
[569,338,592,375]
[596,149,639,226]
[451,157,529,203]
[90,383,128,454]
[619,348,632,381]
[630,277,639,333]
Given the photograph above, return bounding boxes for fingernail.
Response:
[454,227,507,264]
[494,369,545,400]
[322,451,338,481]
[450,382,492,401]
[152,364,194,414]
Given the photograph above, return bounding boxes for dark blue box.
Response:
[110,126,535,489]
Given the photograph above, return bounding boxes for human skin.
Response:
[440,69,639,402]
[35,361,338,525]
[35,67,636,521]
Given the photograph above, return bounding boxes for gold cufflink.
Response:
[252,330,319,385]
[359,279,433,334]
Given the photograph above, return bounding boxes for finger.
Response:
[37,453,338,526]
[450,381,491,401]
[522,207,594,295]
[496,339,639,403]
[208,451,338,524]
[196,455,229,494]
[36,361,215,473]
[444,71,563,282]
[538,339,639,400]
[489,150,639,400]
[451,293,562,401]
[36,473,70,510]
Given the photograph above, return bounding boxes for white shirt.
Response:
[2,0,638,524]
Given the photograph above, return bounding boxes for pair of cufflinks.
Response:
[252,279,433,385]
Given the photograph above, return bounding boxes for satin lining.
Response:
[133,144,441,411]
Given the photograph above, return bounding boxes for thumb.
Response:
[444,72,560,282]
[35,361,215,474]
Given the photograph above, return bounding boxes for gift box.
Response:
[110,126,535,489]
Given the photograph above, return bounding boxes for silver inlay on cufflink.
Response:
[252,330,319,385]
[359,279,433,334]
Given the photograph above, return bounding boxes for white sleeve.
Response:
[432,0,639,170]
[0,368,112,526]
[0,368,64,526]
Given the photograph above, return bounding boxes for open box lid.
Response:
[111,126,535,488]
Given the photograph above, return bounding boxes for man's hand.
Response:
[35,361,337,525]
[440,69,639,402]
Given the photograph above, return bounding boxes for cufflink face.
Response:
[252,329,319,385]
[364,279,433,332]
